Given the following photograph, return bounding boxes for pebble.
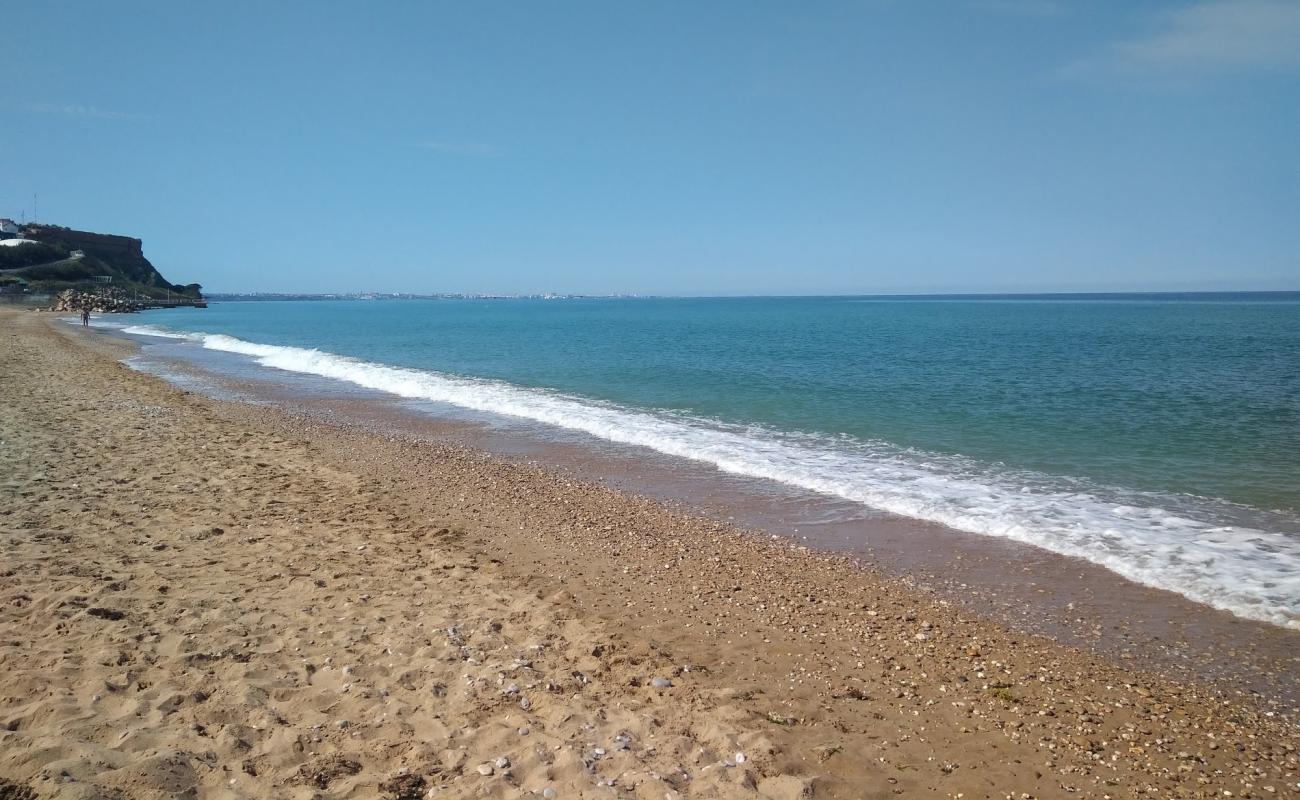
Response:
[542,788,557,800]
[476,763,494,776]
[650,677,673,688]
[494,756,511,769]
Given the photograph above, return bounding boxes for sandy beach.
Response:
[2,308,1297,800]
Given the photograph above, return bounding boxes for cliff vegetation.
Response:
[0,224,202,300]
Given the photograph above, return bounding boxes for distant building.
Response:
[0,219,19,240]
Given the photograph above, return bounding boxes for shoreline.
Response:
[2,308,1297,799]
[118,320,1300,701]
[96,303,1300,635]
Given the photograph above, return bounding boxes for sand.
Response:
[1,308,1296,800]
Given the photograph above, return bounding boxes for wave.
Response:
[113,322,1300,629]
[119,325,192,340]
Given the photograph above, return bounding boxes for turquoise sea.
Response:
[99,293,1300,628]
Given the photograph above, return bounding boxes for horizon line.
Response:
[200,289,1300,300]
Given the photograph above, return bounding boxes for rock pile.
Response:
[50,287,144,313]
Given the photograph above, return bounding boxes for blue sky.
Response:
[2,1,1297,295]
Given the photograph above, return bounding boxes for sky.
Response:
[2,0,1297,295]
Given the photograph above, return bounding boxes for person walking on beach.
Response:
[81,308,90,327]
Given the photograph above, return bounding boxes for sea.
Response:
[90,294,1300,630]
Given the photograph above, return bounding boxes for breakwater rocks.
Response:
[50,288,144,313]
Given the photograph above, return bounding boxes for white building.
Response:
[0,219,19,240]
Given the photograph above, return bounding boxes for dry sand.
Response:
[1,309,1296,799]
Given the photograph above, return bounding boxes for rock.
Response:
[650,677,673,689]
[475,763,494,776]
[49,288,147,314]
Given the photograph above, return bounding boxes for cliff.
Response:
[14,224,201,298]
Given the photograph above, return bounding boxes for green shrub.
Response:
[0,243,64,271]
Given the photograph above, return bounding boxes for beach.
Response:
[2,308,1298,800]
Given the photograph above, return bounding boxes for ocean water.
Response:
[97,295,1300,628]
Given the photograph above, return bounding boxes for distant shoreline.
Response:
[203,289,1300,302]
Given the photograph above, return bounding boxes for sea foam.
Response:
[115,322,1300,629]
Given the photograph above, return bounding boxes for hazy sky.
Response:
[2,1,1297,295]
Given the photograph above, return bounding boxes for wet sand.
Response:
[1,308,1297,799]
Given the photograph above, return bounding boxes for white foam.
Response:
[121,324,1300,629]
[118,324,195,340]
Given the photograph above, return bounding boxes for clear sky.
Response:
[2,1,1297,295]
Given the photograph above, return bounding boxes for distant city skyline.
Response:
[2,1,1297,295]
